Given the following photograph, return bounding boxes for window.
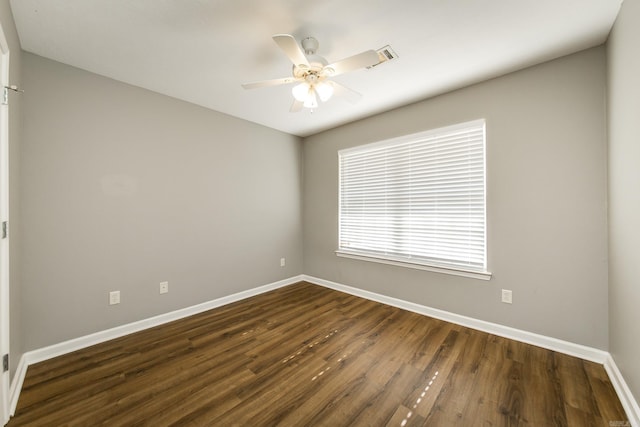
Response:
[337,120,490,280]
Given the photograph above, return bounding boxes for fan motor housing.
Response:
[292,36,328,77]
[293,55,327,78]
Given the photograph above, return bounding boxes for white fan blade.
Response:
[242,77,296,89]
[290,99,304,113]
[324,50,379,76]
[273,34,310,69]
[329,81,362,104]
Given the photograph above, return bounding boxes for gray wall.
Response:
[21,53,303,350]
[607,0,640,404]
[303,47,609,349]
[0,0,22,380]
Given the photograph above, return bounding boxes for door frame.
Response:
[0,18,11,427]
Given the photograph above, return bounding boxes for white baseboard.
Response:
[302,275,608,363]
[8,274,303,415]
[303,274,640,424]
[8,273,639,425]
[8,355,27,416]
[605,354,640,427]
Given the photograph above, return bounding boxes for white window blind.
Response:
[338,120,487,275]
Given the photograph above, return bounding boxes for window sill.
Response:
[335,250,492,281]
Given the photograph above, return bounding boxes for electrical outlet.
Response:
[109,290,120,305]
[501,289,513,304]
[280,257,286,267]
[159,281,169,294]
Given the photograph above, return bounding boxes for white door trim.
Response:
[0,18,10,427]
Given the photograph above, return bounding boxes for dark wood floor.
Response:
[9,282,628,426]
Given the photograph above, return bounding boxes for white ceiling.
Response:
[10,0,622,137]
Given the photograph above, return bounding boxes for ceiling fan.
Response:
[241,34,381,112]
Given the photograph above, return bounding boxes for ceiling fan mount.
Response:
[301,37,319,55]
[295,37,333,76]
[242,34,381,112]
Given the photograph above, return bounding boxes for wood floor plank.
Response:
[557,353,602,417]
[386,404,426,427]
[583,361,629,424]
[410,329,472,421]
[8,282,630,426]
[270,354,380,426]
[123,368,253,426]
[522,350,569,426]
[422,329,488,424]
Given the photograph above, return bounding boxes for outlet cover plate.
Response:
[501,289,513,304]
[160,281,169,294]
[109,290,120,305]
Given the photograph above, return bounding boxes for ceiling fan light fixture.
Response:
[243,34,378,112]
[303,89,318,109]
[315,81,334,102]
[292,82,310,102]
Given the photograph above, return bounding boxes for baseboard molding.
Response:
[303,274,640,424]
[8,274,304,416]
[605,354,640,427]
[8,355,27,416]
[302,275,608,363]
[8,273,638,425]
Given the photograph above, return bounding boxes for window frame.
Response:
[336,119,491,281]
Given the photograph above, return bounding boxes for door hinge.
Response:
[2,85,24,105]
[1,221,6,239]
[2,354,7,373]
